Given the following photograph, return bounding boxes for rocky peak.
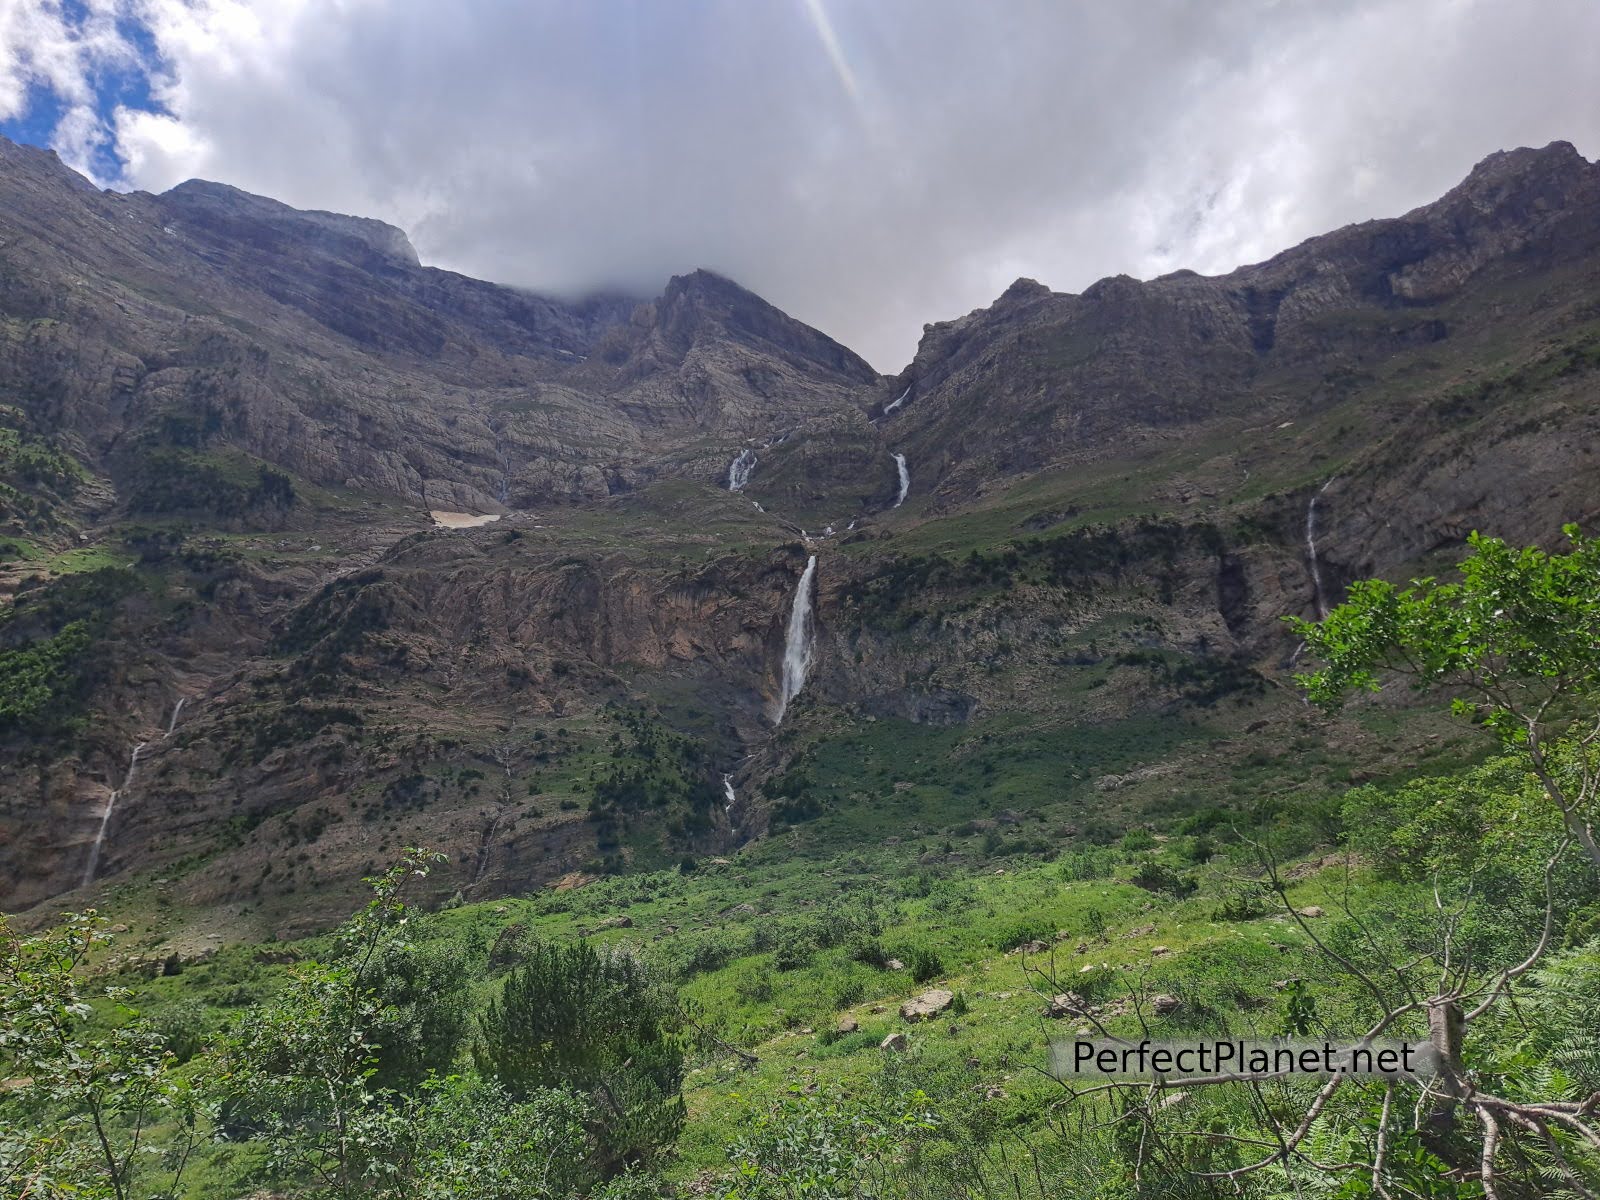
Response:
[159,179,421,267]
[996,277,1053,306]
[0,135,100,193]
[1434,140,1594,215]
[649,268,878,383]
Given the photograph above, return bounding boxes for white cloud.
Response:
[5,0,1599,367]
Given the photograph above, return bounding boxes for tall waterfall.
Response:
[165,697,186,738]
[773,555,818,724]
[884,384,911,415]
[82,741,148,886]
[728,449,758,492]
[722,774,737,812]
[1305,478,1335,619]
[891,453,910,508]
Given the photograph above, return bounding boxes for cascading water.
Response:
[165,697,186,738]
[82,741,147,886]
[773,555,818,725]
[728,449,758,492]
[891,453,910,508]
[884,384,911,415]
[1305,478,1335,619]
[722,774,737,812]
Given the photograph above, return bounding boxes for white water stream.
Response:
[891,453,910,508]
[883,384,911,415]
[773,555,818,724]
[82,740,147,886]
[722,774,737,812]
[1305,478,1335,619]
[728,448,758,492]
[82,694,190,886]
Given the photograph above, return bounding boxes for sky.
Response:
[2,1,1598,370]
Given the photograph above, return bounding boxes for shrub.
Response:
[1129,858,1197,899]
[475,939,685,1171]
[901,944,945,984]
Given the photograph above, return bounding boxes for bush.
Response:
[474,939,685,1171]
[901,944,945,984]
[1129,858,1197,899]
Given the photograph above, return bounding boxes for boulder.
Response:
[1044,992,1087,1019]
[1152,994,1183,1016]
[900,989,955,1022]
[836,1014,860,1034]
[880,1032,908,1052]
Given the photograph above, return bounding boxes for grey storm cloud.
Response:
[6,0,1600,368]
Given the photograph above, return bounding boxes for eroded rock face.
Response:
[4,136,1600,928]
[879,141,1600,509]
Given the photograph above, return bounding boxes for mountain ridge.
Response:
[2,135,1597,928]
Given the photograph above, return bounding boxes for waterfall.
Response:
[1305,478,1335,619]
[722,774,737,812]
[728,449,758,492]
[165,697,186,738]
[891,453,910,508]
[884,384,911,415]
[773,555,818,724]
[82,741,148,886]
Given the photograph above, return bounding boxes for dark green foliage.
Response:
[0,619,92,732]
[124,448,297,519]
[1129,858,1197,899]
[1113,648,1267,705]
[900,943,944,984]
[245,702,363,761]
[361,937,472,1093]
[474,939,685,1170]
[0,418,82,526]
[839,517,1226,623]
[0,568,138,736]
[586,703,721,855]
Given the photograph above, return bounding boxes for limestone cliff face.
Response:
[879,141,1600,505]
[0,139,884,519]
[2,137,1599,925]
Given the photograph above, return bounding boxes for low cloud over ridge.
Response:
[3,0,1598,369]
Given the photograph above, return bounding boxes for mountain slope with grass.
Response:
[0,137,1596,944]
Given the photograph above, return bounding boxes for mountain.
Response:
[1,136,1597,937]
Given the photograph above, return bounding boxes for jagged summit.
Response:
[160,178,422,266]
[650,268,877,384]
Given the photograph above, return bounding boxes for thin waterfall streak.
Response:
[722,774,737,813]
[1306,477,1336,619]
[891,453,910,508]
[82,741,147,886]
[774,555,818,725]
[165,697,185,738]
[884,384,911,415]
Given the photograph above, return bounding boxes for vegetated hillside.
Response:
[0,137,1597,931]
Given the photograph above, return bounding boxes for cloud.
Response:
[4,0,1599,368]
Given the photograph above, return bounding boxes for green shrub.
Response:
[1129,858,1197,899]
[901,944,945,984]
[475,939,685,1171]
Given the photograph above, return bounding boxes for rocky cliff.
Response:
[2,136,1596,930]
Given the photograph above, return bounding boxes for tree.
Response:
[1032,529,1600,1197]
[219,849,447,1194]
[474,938,685,1173]
[1291,524,1600,868]
[0,911,206,1200]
